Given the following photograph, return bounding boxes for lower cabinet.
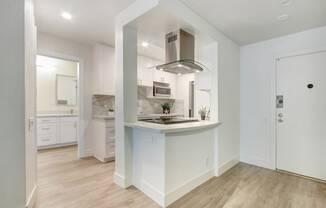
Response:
[37,116,78,148]
[91,118,115,162]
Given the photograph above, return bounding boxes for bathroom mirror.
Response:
[56,74,77,106]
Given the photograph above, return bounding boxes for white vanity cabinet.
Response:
[37,116,78,148]
[91,117,115,162]
[58,117,78,144]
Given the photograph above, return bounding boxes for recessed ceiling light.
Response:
[277,14,290,21]
[177,73,182,76]
[159,68,163,71]
[61,12,72,20]
[141,42,149,47]
[280,0,292,6]
[177,64,183,67]
[196,70,200,73]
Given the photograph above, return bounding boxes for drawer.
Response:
[106,141,115,155]
[106,127,115,136]
[38,134,56,146]
[106,136,115,143]
[37,124,57,135]
[37,117,57,124]
[105,120,115,128]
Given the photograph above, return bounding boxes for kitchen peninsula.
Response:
[125,119,220,207]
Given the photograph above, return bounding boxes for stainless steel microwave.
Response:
[153,82,171,97]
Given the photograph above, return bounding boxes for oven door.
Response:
[154,86,171,97]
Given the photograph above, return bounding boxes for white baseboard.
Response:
[218,156,240,176]
[165,169,215,207]
[26,185,37,208]
[114,172,128,188]
[81,148,93,158]
[137,170,215,208]
[37,142,77,150]
[139,180,165,207]
[240,155,273,170]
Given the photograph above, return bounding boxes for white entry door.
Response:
[276,51,326,181]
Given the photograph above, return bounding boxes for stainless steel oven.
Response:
[153,81,171,97]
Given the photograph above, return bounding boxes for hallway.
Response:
[36,146,326,208]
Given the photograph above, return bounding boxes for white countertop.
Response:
[92,115,115,120]
[37,114,78,117]
[138,113,184,119]
[125,120,221,133]
[92,113,185,120]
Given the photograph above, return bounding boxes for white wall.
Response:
[0,0,26,207]
[217,38,240,172]
[37,32,94,156]
[240,26,326,169]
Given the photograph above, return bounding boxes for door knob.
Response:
[278,113,283,118]
[278,119,283,123]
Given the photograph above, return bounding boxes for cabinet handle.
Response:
[41,128,50,130]
[41,139,50,141]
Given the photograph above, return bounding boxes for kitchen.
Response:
[90,28,217,166]
[112,4,221,207]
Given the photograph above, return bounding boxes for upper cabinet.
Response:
[137,55,177,98]
[137,56,154,87]
[195,43,218,91]
[92,44,116,95]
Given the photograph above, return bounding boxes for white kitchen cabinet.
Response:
[195,70,211,91]
[137,55,155,87]
[92,44,116,95]
[91,118,115,162]
[37,116,78,148]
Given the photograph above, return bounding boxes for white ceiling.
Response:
[35,0,326,46]
[181,0,326,45]
[34,0,135,46]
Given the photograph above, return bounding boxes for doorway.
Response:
[36,54,80,157]
[276,50,326,181]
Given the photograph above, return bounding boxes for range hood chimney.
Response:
[156,29,206,74]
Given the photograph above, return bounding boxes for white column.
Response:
[114,25,138,188]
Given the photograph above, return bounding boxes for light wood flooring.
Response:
[36,146,326,208]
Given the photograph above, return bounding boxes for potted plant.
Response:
[198,106,207,120]
[161,102,172,114]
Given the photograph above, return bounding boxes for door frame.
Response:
[37,49,85,159]
[271,46,326,170]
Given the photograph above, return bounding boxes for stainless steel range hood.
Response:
[156,29,206,74]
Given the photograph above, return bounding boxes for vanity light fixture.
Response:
[61,11,72,20]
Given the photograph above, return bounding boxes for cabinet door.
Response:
[92,44,116,95]
[59,117,77,143]
[138,56,154,86]
[37,134,56,146]
[101,46,116,95]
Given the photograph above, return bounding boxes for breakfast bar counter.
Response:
[125,120,220,134]
[126,119,220,207]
